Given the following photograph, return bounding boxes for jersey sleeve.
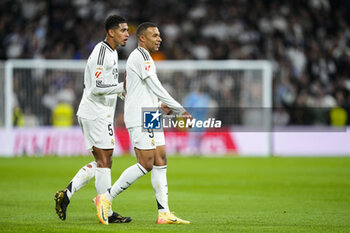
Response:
[88,45,124,96]
[92,81,124,96]
[140,60,156,80]
[145,74,186,114]
[130,48,156,80]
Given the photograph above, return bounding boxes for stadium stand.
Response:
[1,0,349,125]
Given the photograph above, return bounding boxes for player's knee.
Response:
[96,158,111,168]
[144,164,153,172]
[159,156,167,166]
[138,161,153,172]
[96,160,106,168]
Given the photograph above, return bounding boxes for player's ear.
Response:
[108,28,114,38]
[139,34,146,42]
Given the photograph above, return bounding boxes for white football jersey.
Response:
[77,41,123,120]
[124,47,184,128]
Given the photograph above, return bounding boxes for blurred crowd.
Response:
[1,0,350,126]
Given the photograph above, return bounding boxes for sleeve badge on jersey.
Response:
[145,64,151,71]
[95,71,102,79]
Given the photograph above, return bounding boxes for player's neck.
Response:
[104,38,117,50]
[138,43,151,54]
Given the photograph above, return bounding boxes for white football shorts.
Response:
[128,126,165,150]
[78,116,115,151]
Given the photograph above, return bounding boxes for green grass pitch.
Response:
[0,156,349,233]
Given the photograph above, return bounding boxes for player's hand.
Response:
[161,103,173,115]
[117,91,125,100]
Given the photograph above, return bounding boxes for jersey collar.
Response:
[103,40,115,51]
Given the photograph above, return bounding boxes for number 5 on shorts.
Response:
[108,123,113,136]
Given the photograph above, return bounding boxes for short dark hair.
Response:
[104,15,126,33]
[136,22,157,38]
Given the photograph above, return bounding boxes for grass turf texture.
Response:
[0,156,349,233]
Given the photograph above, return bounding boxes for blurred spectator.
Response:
[22,106,39,127]
[329,107,347,126]
[13,106,24,126]
[182,83,212,154]
[183,83,211,119]
[52,101,74,127]
[329,90,348,126]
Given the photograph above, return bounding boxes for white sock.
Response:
[151,165,170,213]
[95,167,111,194]
[66,161,97,199]
[106,163,148,202]
[95,167,114,216]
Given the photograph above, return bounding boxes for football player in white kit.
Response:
[94,22,192,225]
[55,15,131,223]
